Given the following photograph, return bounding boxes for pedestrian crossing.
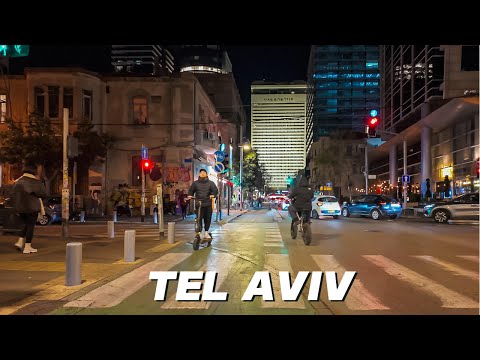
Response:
[63,221,479,313]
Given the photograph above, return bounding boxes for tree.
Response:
[232,149,269,198]
[0,115,62,193]
[72,119,115,194]
[0,115,114,195]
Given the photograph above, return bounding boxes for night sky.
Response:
[8,45,311,134]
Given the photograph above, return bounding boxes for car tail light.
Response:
[379,202,387,205]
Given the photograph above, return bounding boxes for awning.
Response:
[368,96,479,162]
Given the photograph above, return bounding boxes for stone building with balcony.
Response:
[1,69,240,215]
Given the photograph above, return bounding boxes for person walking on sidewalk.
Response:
[187,169,218,240]
[13,159,47,254]
[179,189,190,219]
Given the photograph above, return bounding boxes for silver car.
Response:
[424,192,479,223]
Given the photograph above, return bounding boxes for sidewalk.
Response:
[0,208,249,314]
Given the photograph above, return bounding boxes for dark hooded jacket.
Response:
[188,176,219,207]
[13,166,47,214]
[288,176,314,211]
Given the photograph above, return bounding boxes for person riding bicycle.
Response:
[288,176,314,228]
[187,169,218,240]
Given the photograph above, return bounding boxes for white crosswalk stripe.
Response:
[161,252,237,309]
[64,253,191,308]
[413,256,479,281]
[363,255,478,309]
[262,254,306,309]
[457,255,480,263]
[311,255,389,311]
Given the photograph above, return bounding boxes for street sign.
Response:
[214,162,225,173]
[326,182,332,187]
[142,146,148,160]
[0,45,29,58]
[368,175,377,179]
[214,150,225,162]
[402,175,411,183]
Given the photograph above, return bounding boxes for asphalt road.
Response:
[31,210,479,315]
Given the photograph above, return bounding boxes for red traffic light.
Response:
[369,117,379,127]
[141,159,152,171]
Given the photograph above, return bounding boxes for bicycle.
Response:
[190,196,215,251]
[290,209,312,245]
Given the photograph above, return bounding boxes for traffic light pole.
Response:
[364,142,369,195]
[141,166,145,222]
[62,108,69,241]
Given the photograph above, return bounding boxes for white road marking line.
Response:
[262,254,306,309]
[264,244,284,247]
[457,255,480,263]
[413,256,479,281]
[311,255,389,311]
[161,252,237,309]
[64,253,191,308]
[363,255,478,309]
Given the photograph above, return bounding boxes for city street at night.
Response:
[1,209,477,315]
[0,44,478,318]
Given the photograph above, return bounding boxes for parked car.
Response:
[311,195,341,219]
[39,196,80,225]
[341,195,402,220]
[424,192,479,223]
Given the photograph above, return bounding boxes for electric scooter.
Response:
[191,196,214,251]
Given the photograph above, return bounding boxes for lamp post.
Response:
[239,143,250,210]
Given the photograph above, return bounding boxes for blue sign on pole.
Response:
[326,182,332,187]
[214,150,225,162]
[214,162,225,173]
[141,146,148,160]
[402,175,410,183]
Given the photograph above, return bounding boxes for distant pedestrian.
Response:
[179,189,190,219]
[13,158,47,254]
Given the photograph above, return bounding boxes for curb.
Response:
[217,211,248,226]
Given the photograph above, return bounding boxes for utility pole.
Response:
[62,108,69,240]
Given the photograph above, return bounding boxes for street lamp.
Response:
[239,142,250,210]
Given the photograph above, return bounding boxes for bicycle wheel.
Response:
[290,221,298,239]
[302,223,312,245]
[193,233,201,250]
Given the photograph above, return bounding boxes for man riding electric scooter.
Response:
[187,169,219,242]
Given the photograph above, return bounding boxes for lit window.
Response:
[366,62,378,69]
[0,94,6,123]
[133,96,148,125]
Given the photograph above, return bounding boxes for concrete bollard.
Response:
[113,210,117,222]
[108,221,115,238]
[153,211,158,224]
[168,222,175,244]
[80,211,85,223]
[124,230,136,262]
[66,242,82,286]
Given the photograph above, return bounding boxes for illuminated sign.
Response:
[0,45,29,58]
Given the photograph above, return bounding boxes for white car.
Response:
[311,195,341,219]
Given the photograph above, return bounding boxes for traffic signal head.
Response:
[141,159,152,174]
[221,153,229,174]
[366,113,380,138]
[369,117,379,127]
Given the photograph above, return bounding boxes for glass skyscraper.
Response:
[307,45,380,140]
